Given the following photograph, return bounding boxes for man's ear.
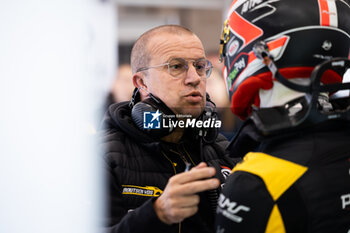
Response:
[132,73,149,99]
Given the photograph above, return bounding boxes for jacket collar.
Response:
[102,101,219,146]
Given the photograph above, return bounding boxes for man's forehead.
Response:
[165,56,206,61]
[147,33,205,61]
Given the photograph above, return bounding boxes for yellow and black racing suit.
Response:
[216,120,350,233]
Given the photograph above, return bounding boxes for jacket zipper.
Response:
[160,150,177,175]
[184,142,218,214]
[160,150,181,233]
[181,143,197,166]
[169,143,197,169]
[170,148,188,164]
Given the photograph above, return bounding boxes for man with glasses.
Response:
[101,25,236,233]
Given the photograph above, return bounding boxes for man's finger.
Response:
[180,178,220,195]
[191,162,207,170]
[170,167,216,184]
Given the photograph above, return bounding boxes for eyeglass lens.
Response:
[168,58,212,78]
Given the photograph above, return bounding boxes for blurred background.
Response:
[117,0,232,63]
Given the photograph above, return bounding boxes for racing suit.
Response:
[215,119,350,233]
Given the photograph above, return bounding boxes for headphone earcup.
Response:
[131,97,176,139]
[131,102,156,131]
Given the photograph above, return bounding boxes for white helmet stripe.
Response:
[318,0,338,27]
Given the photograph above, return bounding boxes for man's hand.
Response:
[153,162,219,224]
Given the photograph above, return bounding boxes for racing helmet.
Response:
[220,0,350,120]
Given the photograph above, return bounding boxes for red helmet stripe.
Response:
[267,36,288,51]
[228,11,263,49]
[319,0,330,26]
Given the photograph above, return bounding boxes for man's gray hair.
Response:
[130,25,194,75]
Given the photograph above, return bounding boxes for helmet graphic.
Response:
[220,0,350,120]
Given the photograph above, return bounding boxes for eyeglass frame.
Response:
[136,57,213,79]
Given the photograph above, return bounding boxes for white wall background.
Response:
[0,0,116,232]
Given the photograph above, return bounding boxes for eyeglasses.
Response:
[136,58,213,78]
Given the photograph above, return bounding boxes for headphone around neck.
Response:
[129,88,218,141]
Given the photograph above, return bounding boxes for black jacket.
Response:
[100,102,236,233]
[216,120,350,233]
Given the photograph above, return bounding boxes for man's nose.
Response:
[184,64,202,86]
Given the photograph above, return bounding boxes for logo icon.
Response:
[228,40,240,56]
[322,40,332,51]
[143,110,161,129]
[220,166,232,179]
